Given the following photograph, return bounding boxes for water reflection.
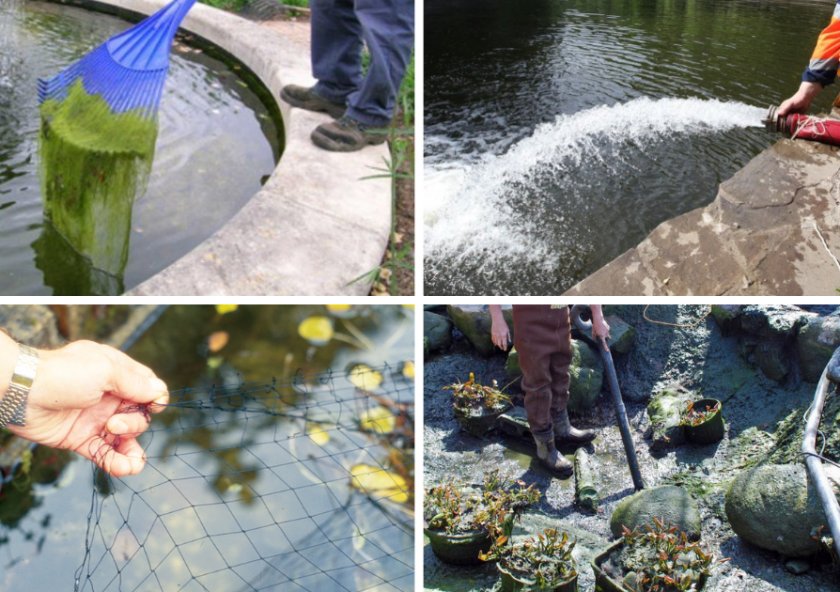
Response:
[1,305,415,591]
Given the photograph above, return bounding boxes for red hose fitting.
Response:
[763,105,840,146]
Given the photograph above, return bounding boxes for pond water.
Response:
[0,1,281,295]
[0,305,414,591]
[424,0,834,295]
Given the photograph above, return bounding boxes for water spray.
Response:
[763,105,840,146]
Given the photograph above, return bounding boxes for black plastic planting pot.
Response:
[424,527,492,565]
[591,540,707,592]
[683,398,724,445]
[454,403,511,437]
[592,540,627,592]
[498,562,578,592]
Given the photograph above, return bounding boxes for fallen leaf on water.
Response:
[401,360,415,379]
[207,356,223,369]
[348,364,383,391]
[208,331,229,353]
[349,464,409,503]
[326,304,352,313]
[307,422,331,446]
[215,304,238,315]
[298,316,334,345]
[359,406,396,434]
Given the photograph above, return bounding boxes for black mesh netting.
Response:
[73,364,414,592]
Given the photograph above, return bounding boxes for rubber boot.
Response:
[553,409,597,445]
[532,431,573,477]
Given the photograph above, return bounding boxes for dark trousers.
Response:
[310,0,414,127]
[512,306,572,436]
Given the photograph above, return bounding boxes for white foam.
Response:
[424,96,766,287]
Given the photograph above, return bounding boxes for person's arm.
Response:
[590,305,611,342]
[0,331,168,477]
[489,305,511,351]
[779,5,840,116]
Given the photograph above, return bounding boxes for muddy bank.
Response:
[424,305,840,591]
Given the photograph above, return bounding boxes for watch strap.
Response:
[0,344,39,428]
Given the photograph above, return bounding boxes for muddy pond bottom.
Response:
[0,1,280,295]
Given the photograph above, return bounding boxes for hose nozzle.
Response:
[762,105,780,132]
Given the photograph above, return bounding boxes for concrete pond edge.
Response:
[71,0,391,295]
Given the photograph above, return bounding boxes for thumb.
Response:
[104,349,169,409]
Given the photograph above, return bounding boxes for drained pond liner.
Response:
[39,79,157,280]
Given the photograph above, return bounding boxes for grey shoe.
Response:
[311,115,388,152]
[533,431,573,477]
[553,409,597,445]
[280,85,346,119]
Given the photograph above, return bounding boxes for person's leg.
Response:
[311,0,414,151]
[310,0,364,103]
[548,307,596,444]
[346,0,414,127]
[513,306,572,476]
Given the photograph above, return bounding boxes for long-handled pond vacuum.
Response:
[571,305,645,492]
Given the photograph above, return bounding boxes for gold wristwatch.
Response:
[0,344,39,427]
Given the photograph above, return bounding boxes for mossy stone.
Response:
[609,485,701,540]
[725,464,836,557]
[424,311,452,354]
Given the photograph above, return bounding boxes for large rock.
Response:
[725,464,839,558]
[446,305,512,356]
[797,315,840,382]
[610,485,701,540]
[506,340,604,411]
[738,305,811,339]
[424,311,452,354]
[566,140,840,296]
[646,387,694,450]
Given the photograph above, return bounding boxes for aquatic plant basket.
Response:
[683,398,724,445]
[424,527,492,566]
[453,402,511,437]
[497,561,578,592]
[592,540,706,592]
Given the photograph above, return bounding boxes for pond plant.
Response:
[490,527,578,592]
[444,372,511,436]
[594,517,723,592]
[680,398,724,445]
[424,469,540,565]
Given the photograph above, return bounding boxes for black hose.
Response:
[571,305,644,491]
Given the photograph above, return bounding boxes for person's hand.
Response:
[591,317,611,342]
[778,81,823,117]
[490,317,511,350]
[5,340,168,477]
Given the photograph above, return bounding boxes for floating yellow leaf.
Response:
[402,304,415,310]
[307,422,331,446]
[348,364,383,391]
[326,304,352,312]
[298,316,334,345]
[349,464,409,503]
[215,304,238,315]
[208,331,229,353]
[401,360,415,380]
[207,356,223,369]
[359,406,396,434]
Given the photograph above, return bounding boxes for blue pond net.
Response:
[73,364,414,592]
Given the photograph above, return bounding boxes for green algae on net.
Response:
[38,80,158,279]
